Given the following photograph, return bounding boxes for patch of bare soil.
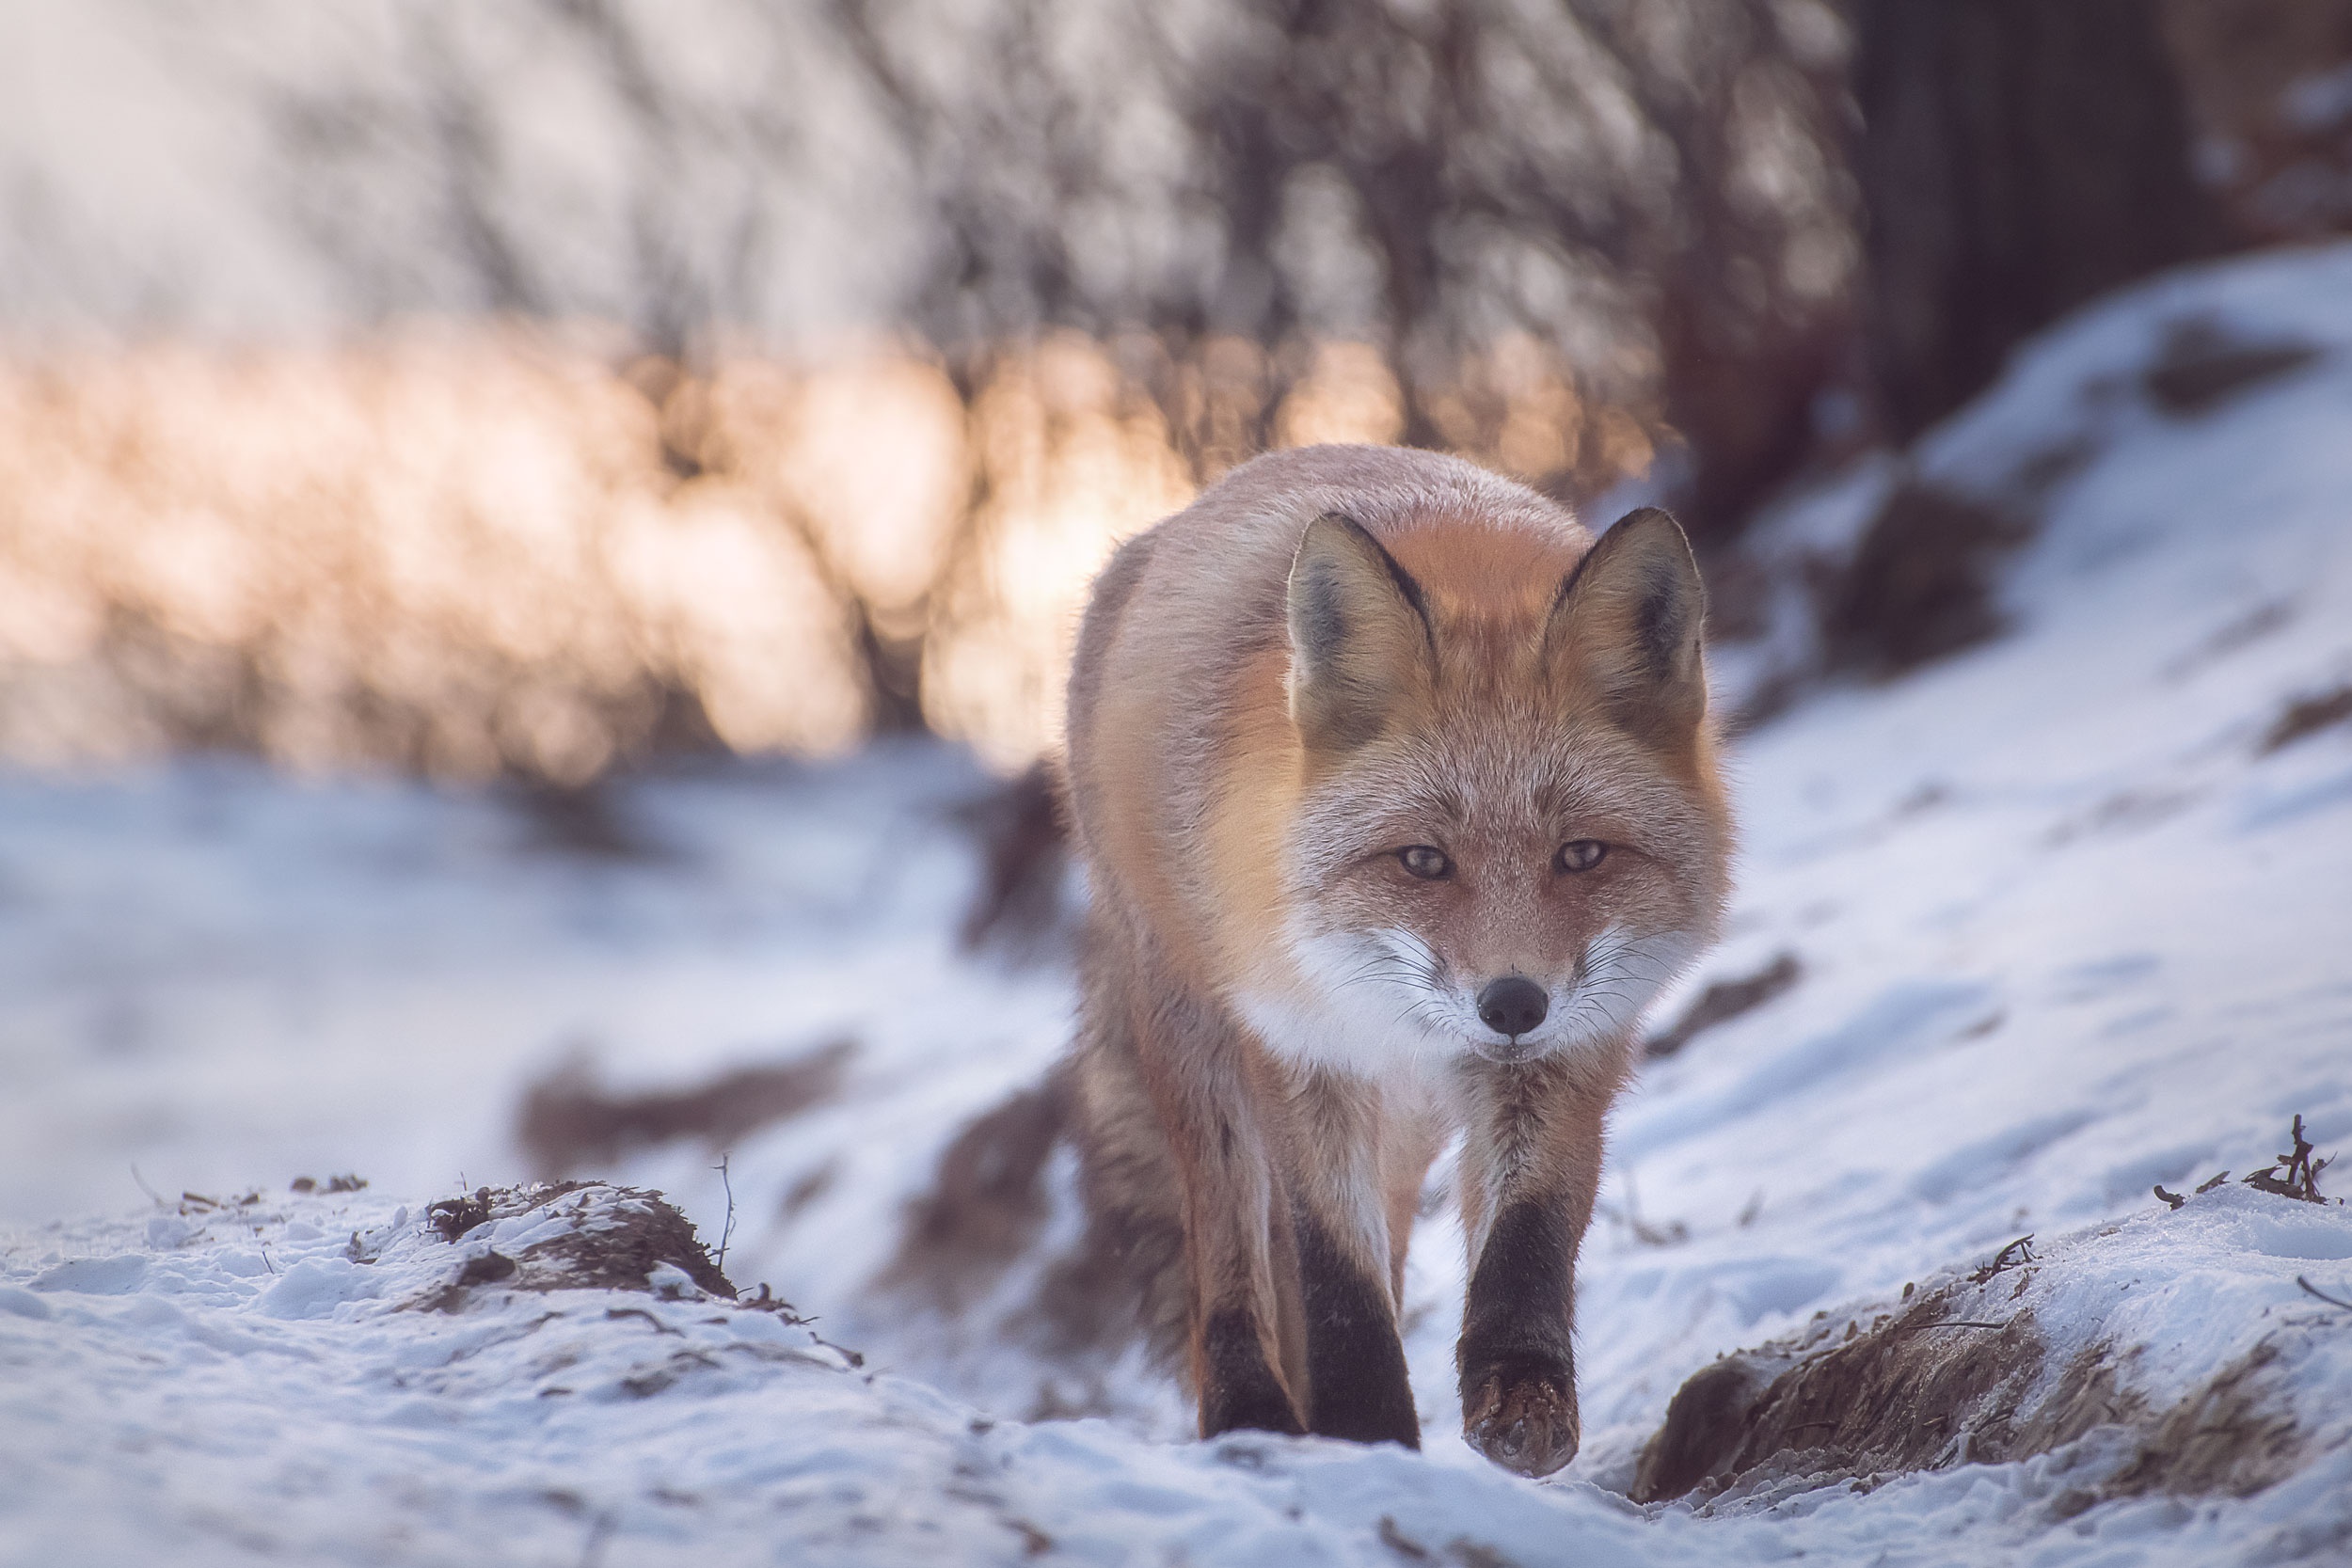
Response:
[407,1180,738,1312]
[2262,684,2352,753]
[1645,953,1803,1060]
[882,1077,1070,1308]
[1814,319,2326,683]
[876,1069,1183,1413]
[505,778,680,860]
[2140,317,2324,419]
[516,1039,854,1176]
[1632,1255,2306,1511]
[1823,480,2038,676]
[954,760,1073,962]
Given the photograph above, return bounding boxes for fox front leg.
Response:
[1178,1107,1302,1439]
[1149,1019,1304,1438]
[1457,1197,1582,1475]
[1282,1071,1420,1448]
[1196,1302,1302,1437]
[1454,1060,1611,1477]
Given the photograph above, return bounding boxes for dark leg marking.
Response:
[1460,1199,1574,1372]
[1295,1209,1420,1448]
[1200,1307,1303,1438]
[1458,1198,1581,1477]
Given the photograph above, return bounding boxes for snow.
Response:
[4,1184,1675,1567]
[6,243,2352,1562]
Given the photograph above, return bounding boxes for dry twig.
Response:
[2242,1116,2331,1203]
[713,1153,738,1275]
[2296,1275,2352,1312]
[1969,1235,2035,1283]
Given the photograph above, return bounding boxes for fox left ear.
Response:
[1544,507,1708,746]
[1286,513,1438,752]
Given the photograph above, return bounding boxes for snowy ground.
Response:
[5,245,2352,1563]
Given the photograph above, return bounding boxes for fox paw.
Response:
[1464,1366,1580,1478]
[1201,1381,1304,1438]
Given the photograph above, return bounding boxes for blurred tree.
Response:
[255,0,806,352]
[2158,0,2352,245]
[1852,0,2212,440]
[20,0,2349,784]
[208,0,1867,785]
[834,0,1860,539]
[1824,1,2221,686]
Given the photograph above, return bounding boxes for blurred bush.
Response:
[0,326,1658,779]
[2,0,2346,781]
[2162,0,2352,245]
[0,330,856,781]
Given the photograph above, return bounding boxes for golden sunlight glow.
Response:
[1274,341,1406,449]
[0,326,1658,779]
[921,334,1198,768]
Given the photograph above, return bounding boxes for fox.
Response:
[1059,443,1731,1475]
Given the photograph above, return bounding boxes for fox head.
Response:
[1256,507,1730,1072]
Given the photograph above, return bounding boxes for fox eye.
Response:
[1398,846,1452,880]
[1555,840,1607,873]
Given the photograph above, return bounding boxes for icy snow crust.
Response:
[5,245,2352,1562]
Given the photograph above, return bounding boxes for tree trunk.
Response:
[1855,0,2212,439]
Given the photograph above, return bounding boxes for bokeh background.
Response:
[6,0,2347,784]
[3,0,2350,1226]
[10,12,2352,1555]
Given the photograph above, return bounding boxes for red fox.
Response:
[1061,444,1730,1474]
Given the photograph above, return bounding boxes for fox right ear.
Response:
[1286,514,1437,752]
[1544,506,1708,748]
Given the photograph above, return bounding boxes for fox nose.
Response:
[1477,976,1549,1038]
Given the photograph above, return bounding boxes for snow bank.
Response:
[1633,1185,2351,1512]
[0,1182,1670,1567]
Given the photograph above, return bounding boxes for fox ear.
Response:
[1545,507,1707,746]
[1286,514,1437,752]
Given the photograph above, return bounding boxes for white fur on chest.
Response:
[1230,923,1463,1084]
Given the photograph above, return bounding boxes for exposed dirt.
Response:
[877,1067,1178,1398]
[955,760,1073,962]
[2141,316,2325,418]
[882,1078,1070,1308]
[504,779,675,860]
[1817,311,2312,698]
[1632,1274,2306,1511]
[1645,953,1803,1060]
[2262,684,2352,753]
[407,1181,737,1312]
[1823,480,2037,676]
[1632,1280,2041,1504]
[2103,1340,2302,1497]
[516,1039,854,1176]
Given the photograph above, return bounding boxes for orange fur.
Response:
[1062,445,1732,1470]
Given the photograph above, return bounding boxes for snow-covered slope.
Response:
[1563,241,2352,1479]
[6,243,2352,1564]
[1,1183,1685,1568]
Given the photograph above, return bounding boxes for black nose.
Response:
[1477,976,1549,1037]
